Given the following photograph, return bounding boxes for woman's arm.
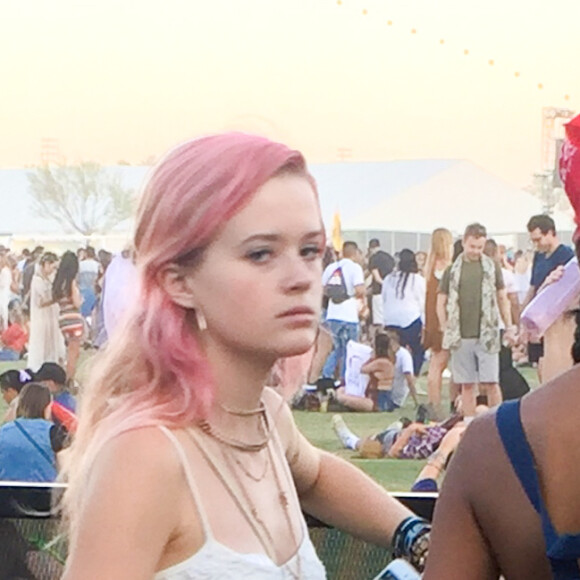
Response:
[416,274,426,321]
[71,280,83,309]
[386,424,423,458]
[299,450,412,545]
[423,417,500,579]
[31,277,54,308]
[62,428,185,580]
[267,389,412,546]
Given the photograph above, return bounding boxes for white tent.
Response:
[311,160,574,236]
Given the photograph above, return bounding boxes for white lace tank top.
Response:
[155,426,327,580]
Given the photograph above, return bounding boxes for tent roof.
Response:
[312,159,574,235]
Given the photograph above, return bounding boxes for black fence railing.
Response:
[0,483,437,580]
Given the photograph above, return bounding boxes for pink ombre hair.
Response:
[62,133,315,533]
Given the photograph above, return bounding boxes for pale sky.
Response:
[2,0,579,187]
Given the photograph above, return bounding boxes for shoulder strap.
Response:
[13,420,55,468]
[157,426,213,540]
[496,400,542,513]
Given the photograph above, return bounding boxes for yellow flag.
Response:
[331,211,343,253]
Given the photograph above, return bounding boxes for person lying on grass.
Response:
[332,406,487,460]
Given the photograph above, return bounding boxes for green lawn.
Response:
[294,366,540,491]
[0,356,539,491]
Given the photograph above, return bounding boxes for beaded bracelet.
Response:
[392,515,431,572]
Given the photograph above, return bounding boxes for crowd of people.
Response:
[313,213,575,427]
[0,245,136,488]
[0,118,579,578]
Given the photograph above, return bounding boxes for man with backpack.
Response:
[321,241,365,381]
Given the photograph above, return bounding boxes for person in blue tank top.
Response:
[0,382,66,482]
[425,115,580,580]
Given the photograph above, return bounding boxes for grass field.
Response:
[294,365,540,490]
[0,356,540,491]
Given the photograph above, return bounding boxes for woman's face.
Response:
[187,173,324,361]
[41,261,57,277]
[1,388,16,404]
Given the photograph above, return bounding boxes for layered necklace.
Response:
[189,401,302,579]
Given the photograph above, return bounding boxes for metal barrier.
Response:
[0,483,437,580]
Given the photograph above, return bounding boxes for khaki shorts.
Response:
[451,338,499,384]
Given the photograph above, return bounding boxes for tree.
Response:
[27,162,135,236]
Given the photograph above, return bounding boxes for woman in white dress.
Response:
[27,253,65,371]
[61,134,431,579]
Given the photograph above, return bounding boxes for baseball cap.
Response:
[34,362,67,385]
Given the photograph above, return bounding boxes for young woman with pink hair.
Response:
[61,134,429,579]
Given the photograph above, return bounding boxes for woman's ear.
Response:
[157,264,198,309]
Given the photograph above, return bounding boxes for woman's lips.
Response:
[277,306,316,318]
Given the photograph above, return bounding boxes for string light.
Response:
[351,4,573,103]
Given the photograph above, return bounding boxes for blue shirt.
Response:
[0,419,57,482]
[530,244,574,289]
[54,391,77,413]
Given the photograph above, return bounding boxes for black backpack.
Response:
[324,266,349,304]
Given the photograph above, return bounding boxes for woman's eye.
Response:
[247,249,273,263]
[301,245,323,259]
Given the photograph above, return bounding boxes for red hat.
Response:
[560,114,580,241]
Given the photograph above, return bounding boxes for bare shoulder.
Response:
[525,364,580,413]
[88,426,183,492]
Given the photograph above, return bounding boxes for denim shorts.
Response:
[377,390,400,412]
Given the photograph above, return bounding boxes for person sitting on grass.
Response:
[0,368,34,423]
[332,410,476,460]
[335,330,418,412]
[0,383,67,482]
[0,306,29,361]
[34,361,76,412]
[334,332,394,412]
[34,361,78,434]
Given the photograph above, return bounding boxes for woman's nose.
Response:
[281,256,317,292]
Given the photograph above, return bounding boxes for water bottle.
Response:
[521,257,580,341]
[373,559,422,579]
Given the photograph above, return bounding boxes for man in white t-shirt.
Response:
[321,241,365,381]
[390,343,417,409]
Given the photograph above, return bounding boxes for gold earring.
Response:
[195,309,207,332]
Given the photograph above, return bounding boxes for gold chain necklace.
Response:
[219,401,265,416]
[228,447,270,482]
[187,411,302,578]
[197,406,273,452]
[218,442,302,580]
